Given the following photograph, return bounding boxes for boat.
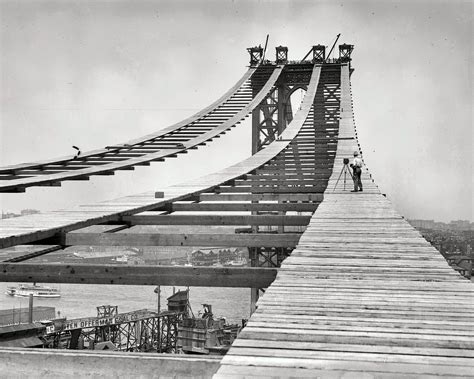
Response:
[5,283,61,298]
[225,257,248,267]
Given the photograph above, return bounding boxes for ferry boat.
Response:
[5,283,61,298]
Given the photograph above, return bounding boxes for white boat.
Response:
[5,283,61,298]
[226,257,248,267]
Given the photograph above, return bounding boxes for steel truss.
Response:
[45,311,183,353]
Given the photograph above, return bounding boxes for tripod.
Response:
[333,162,353,191]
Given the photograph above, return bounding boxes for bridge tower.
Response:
[249,46,312,154]
[247,46,322,312]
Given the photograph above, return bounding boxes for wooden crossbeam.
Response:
[265,160,335,165]
[170,203,319,212]
[266,158,335,163]
[235,179,326,186]
[257,169,333,175]
[64,232,302,247]
[198,193,323,202]
[244,174,329,180]
[260,169,332,175]
[0,263,277,288]
[121,214,312,226]
[216,186,326,193]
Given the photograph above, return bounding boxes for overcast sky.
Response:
[0,0,472,222]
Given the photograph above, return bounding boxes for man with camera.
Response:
[350,151,363,192]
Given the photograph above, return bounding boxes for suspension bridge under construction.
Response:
[0,44,473,378]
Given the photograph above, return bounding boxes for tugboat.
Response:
[5,283,61,298]
[167,291,242,355]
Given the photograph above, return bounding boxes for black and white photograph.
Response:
[0,1,472,377]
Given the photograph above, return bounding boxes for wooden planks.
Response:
[215,199,474,377]
[213,63,474,378]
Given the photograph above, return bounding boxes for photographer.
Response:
[350,151,363,192]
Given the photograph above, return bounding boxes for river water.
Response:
[0,283,250,324]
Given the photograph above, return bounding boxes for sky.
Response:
[0,0,472,222]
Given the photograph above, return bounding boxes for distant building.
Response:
[187,248,247,266]
[408,219,435,229]
[189,250,219,266]
[433,222,449,230]
[1,212,18,219]
[408,219,473,231]
[20,209,40,216]
[449,220,471,231]
[72,247,144,264]
[1,209,40,219]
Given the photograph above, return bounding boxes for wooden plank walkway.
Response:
[214,193,474,378]
[213,64,474,377]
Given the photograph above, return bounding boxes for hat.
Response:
[353,151,359,156]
